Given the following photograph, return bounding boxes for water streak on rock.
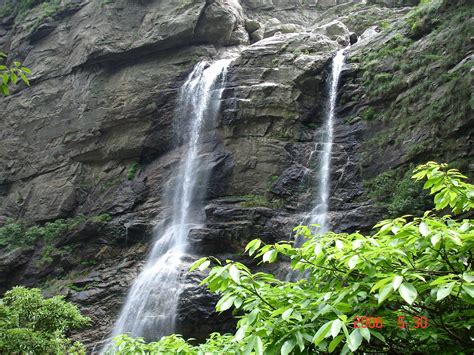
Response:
[308,49,346,234]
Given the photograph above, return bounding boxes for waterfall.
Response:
[307,49,346,234]
[106,59,232,347]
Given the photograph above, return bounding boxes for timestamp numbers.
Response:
[353,316,428,329]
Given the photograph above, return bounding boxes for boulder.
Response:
[245,18,261,33]
[195,0,248,46]
[312,20,351,43]
[263,19,304,38]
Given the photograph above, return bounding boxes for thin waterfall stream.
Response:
[286,49,346,282]
[105,59,232,348]
[307,48,347,234]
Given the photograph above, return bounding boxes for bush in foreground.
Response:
[110,162,473,354]
[0,286,89,353]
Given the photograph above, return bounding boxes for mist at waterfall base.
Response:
[105,59,232,348]
[307,48,346,235]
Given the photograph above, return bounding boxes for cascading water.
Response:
[106,59,232,347]
[286,49,346,282]
[307,48,346,234]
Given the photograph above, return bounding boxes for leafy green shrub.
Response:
[0,219,71,250]
[110,162,473,354]
[406,0,444,38]
[359,106,376,121]
[240,195,270,208]
[0,0,51,19]
[239,195,284,209]
[0,53,31,96]
[364,166,432,217]
[353,2,472,165]
[90,213,113,223]
[127,162,139,180]
[0,214,109,250]
[0,286,89,354]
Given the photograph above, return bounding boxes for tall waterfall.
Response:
[108,59,232,345]
[308,49,346,234]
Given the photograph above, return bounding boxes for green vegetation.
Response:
[26,0,63,31]
[0,0,47,19]
[0,0,61,21]
[350,0,473,165]
[0,53,31,96]
[239,194,284,209]
[342,6,398,35]
[272,128,291,141]
[90,213,112,223]
[0,217,80,250]
[127,162,139,180]
[0,0,78,33]
[109,162,474,353]
[0,286,89,353]
[364,166,432,217]
[0,214,113,250]
[359,106,376,121]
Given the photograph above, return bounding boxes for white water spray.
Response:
[106,59,232,347]
[308,49,346,234]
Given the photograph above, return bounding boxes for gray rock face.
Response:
[313,20,351,44]
[196,0,249,46]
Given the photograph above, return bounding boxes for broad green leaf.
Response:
[360,327,370,342]
[399,282,418,305]
[235,325,248,341]
[348,329,362,351]
[419,222,429,236]
[431,233,441,246]
[295,331,304,352]
[370,276,393,293]
[335,240,344,250]
[19,72,29,86]
[312,321,332,345]
[262,249,277,263]
[10,71,17,84]
[255,336,263,355]
[348,255,359,270]
[371,330,386,343]
[430,274,456,286]
[352,239,363,249]
[280,339,296,355]
[462,273,474,283]
[282,308,293,321]
[378,283,393,304]
[314,243,322,256]
[328,335,344,353]
[245,239,261,256]
[462,284,474,298]
[393,276,403,291]
[229,265,240,284]
[199,259,211,271]
[190,257,208,272]
[330,319,342,338]
[437,282,455,301]
[218,296,235,312]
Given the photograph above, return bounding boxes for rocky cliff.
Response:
[0,0,472,350]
